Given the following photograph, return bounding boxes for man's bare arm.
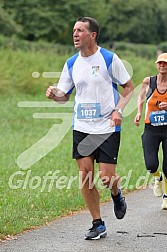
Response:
[46,86,70,103]
[111,80,134,126]
[134,77,150,126]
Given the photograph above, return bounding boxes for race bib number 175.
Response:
[149,110,167,126]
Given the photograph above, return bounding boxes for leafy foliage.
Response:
[1,0,167,44]
[105,0,165,44]
[0,1,21,36]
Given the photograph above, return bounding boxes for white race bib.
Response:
[77,103,101,121]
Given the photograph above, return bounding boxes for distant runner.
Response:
[134,53,167,210]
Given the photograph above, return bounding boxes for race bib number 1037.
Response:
[77,103,101,120]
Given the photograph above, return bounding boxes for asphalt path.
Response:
[0,188,167,252]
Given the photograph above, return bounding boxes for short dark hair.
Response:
[76,17,100,42]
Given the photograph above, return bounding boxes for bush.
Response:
[113,41,158,59]
[158,42,167,52]
[0,35,76,55]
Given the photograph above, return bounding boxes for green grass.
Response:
[0,47,160,238]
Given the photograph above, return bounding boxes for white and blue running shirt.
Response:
[57,47,130,134]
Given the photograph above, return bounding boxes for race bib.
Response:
[149,110,167,126]
[77,103,101,120]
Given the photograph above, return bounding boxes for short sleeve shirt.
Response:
[57,47,130,134]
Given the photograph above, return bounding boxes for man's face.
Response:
[73,21,95,50]
[157,61,167,74]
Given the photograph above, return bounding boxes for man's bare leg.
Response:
[77,157,101,220]
[99,162,127,219]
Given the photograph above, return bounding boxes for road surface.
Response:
[0,188,167,252]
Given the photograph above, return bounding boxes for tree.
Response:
[2,0,167,44]
[3,0,107,43]
[104,0,165,44]
[0,1,21,36]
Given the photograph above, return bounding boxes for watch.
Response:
[113,108,123,116]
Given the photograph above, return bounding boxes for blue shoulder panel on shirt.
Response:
[66,53,79,79]
[100,48,120,123]
[100,48,114,69]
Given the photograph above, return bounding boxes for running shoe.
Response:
[84,221,107,240]
[153,178,163,197]
[161,195,167,210]
[111,189,127,219]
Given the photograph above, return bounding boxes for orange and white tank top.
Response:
[144,76,167,124]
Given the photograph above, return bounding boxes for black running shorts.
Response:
[141,124,167,174]
[73,130,120,164]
